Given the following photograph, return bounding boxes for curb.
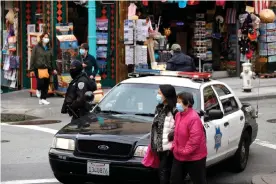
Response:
[239,94,276,101]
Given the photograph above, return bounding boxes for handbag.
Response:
[142,144,160,168]
[38,69,50,79]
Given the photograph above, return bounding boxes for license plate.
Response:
[87,161,110,176]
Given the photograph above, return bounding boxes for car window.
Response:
[213,84,231,97]
[220,97,239,114]
[203,86,221,112]
[97,83,201,115]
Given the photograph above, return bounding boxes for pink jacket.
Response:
[172,108,207,161]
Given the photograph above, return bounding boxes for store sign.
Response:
[176,22,184,26]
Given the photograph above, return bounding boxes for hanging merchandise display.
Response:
[238,11,260,63]
[258,9,276,73]
[1,7,20,89]
[123,12,148,69]
[55,23,79,96]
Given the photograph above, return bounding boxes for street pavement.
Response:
[1,77,276,184]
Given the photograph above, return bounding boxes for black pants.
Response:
[170,157,207,184]
[158,151,173,184]
[35,70,50,100]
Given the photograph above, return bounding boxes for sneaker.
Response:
[36,90,41,98]
[41,99,50,105]
[39,100,43,105]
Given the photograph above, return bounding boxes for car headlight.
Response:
[134,146,148,157]
[51,137,75,151]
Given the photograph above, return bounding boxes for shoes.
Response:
[39,99,50,105]
[36,90,41,98]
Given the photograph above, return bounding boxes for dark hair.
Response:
[177,92,194,108]
[80,43,89,50]
[39,32,51,48]
[157,84,177,114]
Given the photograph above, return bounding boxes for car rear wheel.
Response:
[54,173,85,184]
[231,131,250,173]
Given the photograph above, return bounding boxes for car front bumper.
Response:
[49,148,157,182]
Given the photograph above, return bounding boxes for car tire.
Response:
[231,131,250,173]
[54,173,85,184]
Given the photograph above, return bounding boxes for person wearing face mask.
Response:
[29,33,57,105]
[79,43,99,80]
[61,60,97,119]
[170,92,207,184]
[150,84,177,184]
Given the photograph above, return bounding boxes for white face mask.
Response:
[43,38,49,44]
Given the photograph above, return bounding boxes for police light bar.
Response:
[130,69,211,80]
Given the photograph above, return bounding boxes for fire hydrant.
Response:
[240,63,254,92]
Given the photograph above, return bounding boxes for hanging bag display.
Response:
[38,69,50,79]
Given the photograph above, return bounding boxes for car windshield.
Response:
[97,83,201,116]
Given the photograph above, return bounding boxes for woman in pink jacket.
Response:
[170,92,207,184]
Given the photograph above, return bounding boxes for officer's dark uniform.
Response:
[61,61,97,119]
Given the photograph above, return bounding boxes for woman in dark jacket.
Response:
[30,32,57,105]
[150,84,177,184]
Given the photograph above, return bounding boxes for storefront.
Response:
[117,1,276,80]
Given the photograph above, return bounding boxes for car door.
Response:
[213,84,245,157]
[202,86,229,166]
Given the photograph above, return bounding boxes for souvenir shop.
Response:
[121,1,276,77]
[1,1,20,93]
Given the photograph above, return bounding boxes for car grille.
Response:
[77,140,133,158]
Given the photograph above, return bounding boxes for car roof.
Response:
[121,76,203,89]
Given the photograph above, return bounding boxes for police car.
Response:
[49,69,258,184]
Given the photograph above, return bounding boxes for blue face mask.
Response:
[156,94,163,104]
[80,49,85,55]
[176,103,184,112]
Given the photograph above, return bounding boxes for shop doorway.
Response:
[67,2,88,45]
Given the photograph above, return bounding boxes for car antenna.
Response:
[255,65,262,118]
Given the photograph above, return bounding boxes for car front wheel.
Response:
[54,173,85,184]
[231,131,250,172]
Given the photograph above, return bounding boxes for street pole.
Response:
[88,0,96,57]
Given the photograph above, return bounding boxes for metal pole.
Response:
[88,0,96,57]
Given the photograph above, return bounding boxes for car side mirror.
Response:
[206,109,223,121]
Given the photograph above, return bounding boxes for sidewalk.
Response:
[252,173,276,184]
[1,78,276,119]
[217,77,276,101]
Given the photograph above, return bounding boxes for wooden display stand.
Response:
[93,75,104,103]
[27,32,55,97]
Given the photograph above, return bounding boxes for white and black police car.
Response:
[49,69,258,184]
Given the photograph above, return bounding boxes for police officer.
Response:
[61,60,97,119]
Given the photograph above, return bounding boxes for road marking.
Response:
[254,139,276,150]
[1,178,58,184]
[1,123,57,135]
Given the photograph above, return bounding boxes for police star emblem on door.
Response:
[214,126,222,152]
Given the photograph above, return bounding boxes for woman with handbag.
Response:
[149,84,177,184]
[30,32,57,105]
[170,92,207,184]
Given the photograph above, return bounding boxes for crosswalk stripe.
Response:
[1,179,58,184]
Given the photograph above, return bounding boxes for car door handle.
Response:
[224,122,229,127]
[240,116,244,121]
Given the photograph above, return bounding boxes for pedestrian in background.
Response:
[29,32,57,105]
[170,92,207,184]
[150,84,177,184]
[61,60,97,120]
[166,44,196,72]
[79,43,99,80]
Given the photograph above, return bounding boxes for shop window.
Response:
[220,97,239,114]
[213,84,231,97]
[203,86,221,112]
